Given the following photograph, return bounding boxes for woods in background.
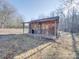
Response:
[0,0,23,28]
[37,0,79,33]
[0,0,79,32]
[51,0,79,33]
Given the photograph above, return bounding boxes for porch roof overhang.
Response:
[22,16,59,24]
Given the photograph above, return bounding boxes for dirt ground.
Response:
[0,29,79,59]
[0,28,23,34]
[0,28,28,35]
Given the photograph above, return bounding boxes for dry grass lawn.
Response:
[0,29,79,59]
[0,28,28,34]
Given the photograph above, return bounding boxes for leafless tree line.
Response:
[53,0,79,33]
[39,0,79,33]
[0,0,23,28]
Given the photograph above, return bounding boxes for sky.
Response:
[9,0,61,21]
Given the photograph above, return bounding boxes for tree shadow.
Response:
[0,34,54,59]
[71,33,79,59]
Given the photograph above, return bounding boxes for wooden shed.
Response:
[28,16,59,36]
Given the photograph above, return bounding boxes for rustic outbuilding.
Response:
[29,16,59,35]
[23,16,59,39]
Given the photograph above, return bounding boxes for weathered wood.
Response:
[23,22,25,34]
[27,33,57,40]
[23,17,59,37]
[30,20,58,35]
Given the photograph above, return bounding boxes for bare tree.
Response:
[0,0,23,28]
[54,0,79,32]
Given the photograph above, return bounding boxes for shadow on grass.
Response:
[0,34,54,59]
[71,33,79,59]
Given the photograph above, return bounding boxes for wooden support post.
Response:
[55,21,57,38]
[23,22,25,34]
[39,23,42,34]
[29,23,31,33]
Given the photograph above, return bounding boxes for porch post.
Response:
[29,23,31,33]
[23,22,25,34]
[54,21,57,37]
[39,23,42,34]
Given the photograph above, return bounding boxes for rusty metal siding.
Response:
[30,20,58,35]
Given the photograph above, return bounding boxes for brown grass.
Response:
[0,30,79,59]
[0,28,29,35]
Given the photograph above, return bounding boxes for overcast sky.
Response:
[9,0,61,21]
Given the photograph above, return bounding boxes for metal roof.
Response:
[30,16,59,23]
[23,16,59,23]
